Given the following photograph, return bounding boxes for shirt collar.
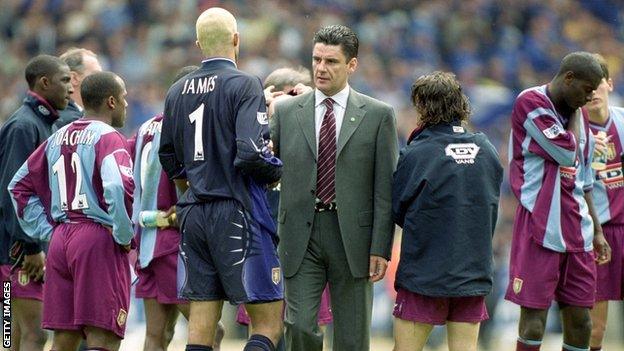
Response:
[24,90,59,122]
[201,57,237,69]
[408,120,464,144]
[67,99,83,112]
[315,84,350,108]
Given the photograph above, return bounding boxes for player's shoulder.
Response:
[139,114,162,131]
[3,105,38,129]
[515,85,549,105]
[513,85,554,118]
[225,69,262,90]
[83,120,124,144]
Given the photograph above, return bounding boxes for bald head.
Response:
[264,67,312,91]
[60,47,102,107]
[196,7,238,59]
[60,47,101,75]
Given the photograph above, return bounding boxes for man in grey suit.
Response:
[270,25,398,351]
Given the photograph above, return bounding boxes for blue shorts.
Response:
[177,199,283,304]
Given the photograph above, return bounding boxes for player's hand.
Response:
[267,181,280,190]
[264,85,285,106]
[22,252,45,282]
[593,231,611,265]
[164,206,178,228]
[163,206,176,217]
[290,83,313,96]
[369,255,388,282]
[593,131,611,157]
[268,94,294,118]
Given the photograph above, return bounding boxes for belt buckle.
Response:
[315,202,336,212]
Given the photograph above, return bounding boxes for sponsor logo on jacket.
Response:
[445,143,479,164]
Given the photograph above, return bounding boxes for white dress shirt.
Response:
[314,84,350,152]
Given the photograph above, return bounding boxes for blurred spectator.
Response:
[1,1,624,348]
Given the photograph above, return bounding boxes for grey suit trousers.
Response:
[284,211,373,351]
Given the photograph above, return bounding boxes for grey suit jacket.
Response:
[271,88,398,278]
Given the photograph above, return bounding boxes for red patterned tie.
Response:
[317,98,336,204]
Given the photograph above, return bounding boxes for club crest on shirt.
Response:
[257,112,269,125]
[17,270,29,286]
[272,267,281,285]
[513,277,523,294]
[119,165,133,177]
[542,124,562,139]
[38,105,50,116]
[606,142,616,161]
[117,308,127,327]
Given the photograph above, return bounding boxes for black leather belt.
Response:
[315,202,337,212]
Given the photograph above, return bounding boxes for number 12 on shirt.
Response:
[52,152,89,211]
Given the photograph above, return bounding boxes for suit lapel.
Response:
[337,89,366,157]
[295,93,317,159]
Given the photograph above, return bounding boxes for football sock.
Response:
[243,334,276,351]
[562,343,589,351]
[517,337,542,351]
[185,344,213,351]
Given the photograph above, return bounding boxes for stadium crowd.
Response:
[2,0,624,136]
[1,0,624,350]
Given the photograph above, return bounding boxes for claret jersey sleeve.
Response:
[9,120,135,246]
[96,129,135,245]
[509,85,595,253]
[8,141,54,242]
[512,88,578,167]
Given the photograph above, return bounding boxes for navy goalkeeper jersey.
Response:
[159,58,281,216]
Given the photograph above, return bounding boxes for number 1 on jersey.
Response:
[189,103,205,161]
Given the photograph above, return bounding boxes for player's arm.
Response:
[8,142,54,243]
[98,134,135,246]
[516,95,578,166]
[5,123,48,255]
[585,192,610,265]
[233,76,282,184]
[159,98,186,180]
[128,131,143,228]
[582,131,611,264]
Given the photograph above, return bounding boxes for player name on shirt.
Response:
[181,75,217,95]
[141,119,162,137]
[52,128,97,147]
